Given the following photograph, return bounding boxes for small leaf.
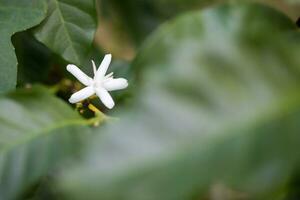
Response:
[0,85,91,200]
[34,0,97,65]
[0,0,47,93]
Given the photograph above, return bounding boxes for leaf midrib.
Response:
[53,0,80,64]
[0,118,89,155]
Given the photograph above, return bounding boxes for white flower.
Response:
[66,54,128,109]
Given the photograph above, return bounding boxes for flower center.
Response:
[93,81,103,88]
[93,72,113,89]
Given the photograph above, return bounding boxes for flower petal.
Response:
[95,54,112,79]
[95,87,115,109]
[67,64,93,86]
[69,86,95,104]
[103,78,128,91]
[91,60,97,75]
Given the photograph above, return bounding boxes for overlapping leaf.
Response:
[59,3,300,200]
[0,0,46,93]
[98,0,299,47]
[0,86,91,200]
[34,0,97,65]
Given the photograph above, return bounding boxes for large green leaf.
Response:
[59,3,300,200]
[0,0,46,93]
[98,0,299,48]
[0,86,92,200]
[99,0,217,45]
[34,0,97,65]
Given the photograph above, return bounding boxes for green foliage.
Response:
[99,0,217,44]
[34,0,97,65]
[13,32,54,85]
[99,0,299,46]
[0,0,300,199]
[59,3,300,200]
[0,86,92,200]
[0,0,46,93]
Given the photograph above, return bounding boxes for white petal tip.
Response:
[121,81,129,90]
[106,103,115,109]
[68,98,76,104]
[104,54,112,61]
[119,79,129,89]
[66,64,76,71]
[124,80,129,88]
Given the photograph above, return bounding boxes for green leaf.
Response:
[59,3,300,200]
[99,0,299,46]
[34,0,97,65]
[12,31,54,85]
[0,0,47,93]
[99,0,216,45]
[0,85,92,200]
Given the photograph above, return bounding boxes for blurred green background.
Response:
[0,0,300,200]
